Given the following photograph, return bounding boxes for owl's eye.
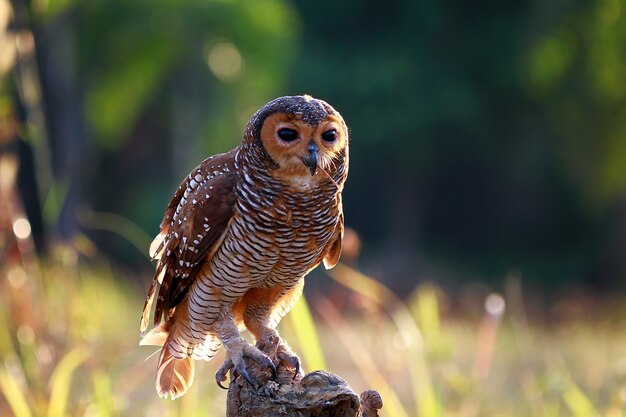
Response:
[321,129,337,142]
[277,128,299,142]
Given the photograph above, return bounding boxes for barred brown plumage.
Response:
[139,95,349,400]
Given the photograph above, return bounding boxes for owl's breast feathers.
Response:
[233,147,345,276]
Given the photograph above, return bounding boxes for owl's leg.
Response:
[213,314,276,388]
[241,285,303,378]
[252,326,301,378]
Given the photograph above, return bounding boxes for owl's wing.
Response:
[322,201,344,270]
[140,149,238,333]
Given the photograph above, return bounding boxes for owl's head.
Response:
[244,95,349,183]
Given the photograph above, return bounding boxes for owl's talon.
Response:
[234,364,254,387]
[292,357,300,380]
[268,359,277,380]
[219,343,277,388]
[257,354,277,380]
[215,357,233,389]
[286,356,300,380]
[276,340,302,379]
[242,343,277,382]
[217,379,229,390]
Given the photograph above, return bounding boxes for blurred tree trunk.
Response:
[33,8,86,241]
[8,0,49,250]
[14,125,45,250]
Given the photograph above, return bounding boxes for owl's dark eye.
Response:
[277,128,299,142]
[321,129,337,142]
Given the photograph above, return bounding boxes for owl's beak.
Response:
[303,141,318,175]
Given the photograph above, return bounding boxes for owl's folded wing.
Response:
[141,149,238,333]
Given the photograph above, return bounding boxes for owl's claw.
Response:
[276,340,302,380]
[216,344,277,388]
[215,360,254,388]
[292,357,300,380]
[268,358,278,380]
[216,356,255,388]
[235,364,254,387]
[215,358,232,389]
[246,347,277,381]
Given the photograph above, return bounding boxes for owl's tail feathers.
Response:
[140,321,195,399]
[155,346,195,400]
[139,320,169,347]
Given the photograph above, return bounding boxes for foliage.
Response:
[3,0,626,287]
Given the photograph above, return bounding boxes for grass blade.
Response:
[0,364,33,417]
[563,381,600,417]
[47,345,90,417]
[315,295,411,417]
[327,264,441,417]
[286,296,327,371]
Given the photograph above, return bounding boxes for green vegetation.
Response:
[1,255,625,416]
[2,0,626,289]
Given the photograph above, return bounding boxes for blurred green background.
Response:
[6,0,626,292]
[2,0,626,416]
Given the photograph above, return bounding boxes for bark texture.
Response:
[226,342,382,417]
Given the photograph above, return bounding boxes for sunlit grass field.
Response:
[1,249,626,417]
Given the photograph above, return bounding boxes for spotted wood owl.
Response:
[140,95,349,399]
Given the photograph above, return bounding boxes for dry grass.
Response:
[1,249,626,417]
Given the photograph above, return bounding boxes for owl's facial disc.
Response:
[259,112,346,181]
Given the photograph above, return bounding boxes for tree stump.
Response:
[226,340,383,417]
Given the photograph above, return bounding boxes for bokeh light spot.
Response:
[206,42,243,81]
[598,0,621,25]
[37,343,53,365]
[17,325,35,345]
[485,293,506,316]
[13,217,31,239]
[7,267,27,288]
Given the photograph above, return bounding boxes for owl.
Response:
[140,95,349,399]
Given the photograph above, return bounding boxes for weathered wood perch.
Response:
[226,338,383,417]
